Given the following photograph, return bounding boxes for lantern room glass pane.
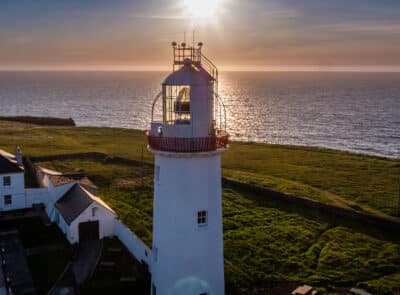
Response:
[164,85,191,125]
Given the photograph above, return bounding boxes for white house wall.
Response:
[69,202,116,244]
[0,192,26,211]
[0,172,26,211]
[25,188,49,206]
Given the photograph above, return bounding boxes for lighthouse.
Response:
[147,42,229,295]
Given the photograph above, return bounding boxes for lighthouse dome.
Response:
[148,42,228,153]
[163,62,213,86]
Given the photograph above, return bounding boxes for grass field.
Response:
[0,121,399,218]
[34,158,400,294]
[1,120,400,293]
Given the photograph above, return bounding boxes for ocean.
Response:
[0,71,399,158]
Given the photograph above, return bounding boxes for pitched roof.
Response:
[0,149,16,159]
[81,186,114,214]
[37,166,97,192]
[77,177,98,195]
[48,175,76,186]
[0,149,24,174]
[55,184,114,225]
[38,166,62,176]
[55,184,92,225]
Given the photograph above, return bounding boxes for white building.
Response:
[0,147,117,245]
[54,183,116,244]
[147,42,229,295]
[36,166,116,244]
[0,148,26,212]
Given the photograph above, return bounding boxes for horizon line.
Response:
[1,65,400,73]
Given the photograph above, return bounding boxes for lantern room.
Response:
[148,42,228,153]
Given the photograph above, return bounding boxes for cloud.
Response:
[129,14,187,20]
[261,8,299,19]
[327,22,400,34]
[1,0,400,68]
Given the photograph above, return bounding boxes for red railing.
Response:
[147,132,229,153]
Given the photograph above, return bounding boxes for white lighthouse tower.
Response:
[147,42,229,295]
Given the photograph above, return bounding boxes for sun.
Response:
[183,0,220,19]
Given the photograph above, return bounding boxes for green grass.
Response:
[2,120,400,293]
[34,158,400,294]
[223,188,400,294]
[223,142,400,217]
[223,169,334,204]
[0,121,150,160]
[1,121,398,218]
[358,273,400,295]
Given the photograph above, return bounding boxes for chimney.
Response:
[14,146,23,167]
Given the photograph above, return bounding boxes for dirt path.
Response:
[48,240,103,295]
[72,240,103,285]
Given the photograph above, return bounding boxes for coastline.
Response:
[1,118,398,218]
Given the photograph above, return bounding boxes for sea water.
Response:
[0,71,399,158]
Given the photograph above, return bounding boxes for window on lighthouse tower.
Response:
[164,85,191,125]
[197,210,208,226]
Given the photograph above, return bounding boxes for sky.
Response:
[1,0,400,71]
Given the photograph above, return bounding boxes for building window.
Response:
[155,166,160,182]
[3,176,11,186]
[4,195,12,205]
[197,211,208,226]
[164,85,191,124]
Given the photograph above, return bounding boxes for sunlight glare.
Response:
[183,0,221,19]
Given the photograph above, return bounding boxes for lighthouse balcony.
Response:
[147,130,229,153]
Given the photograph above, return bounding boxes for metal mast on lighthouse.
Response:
[147,42,228,295]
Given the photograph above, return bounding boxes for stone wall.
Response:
[222,177,400,232]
